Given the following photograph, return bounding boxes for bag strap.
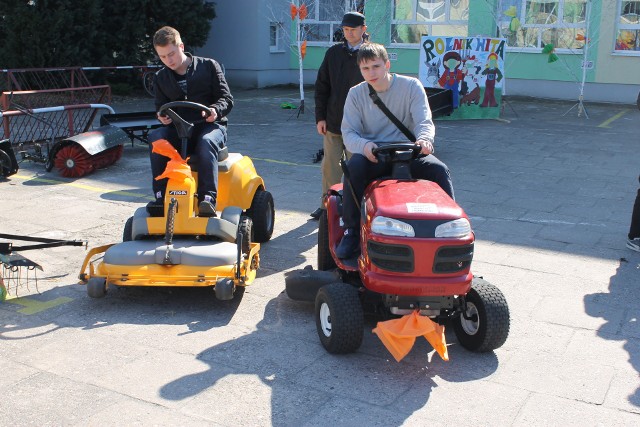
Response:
[367,83,416,142]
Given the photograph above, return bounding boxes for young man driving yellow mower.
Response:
[78,101,274,300]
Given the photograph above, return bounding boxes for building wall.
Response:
[204,1,639,104]
[200,0,293,88]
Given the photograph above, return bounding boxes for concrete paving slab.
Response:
[1,88,639,424]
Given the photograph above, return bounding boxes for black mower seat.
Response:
[103,239,237,266]
[131,207,239,242]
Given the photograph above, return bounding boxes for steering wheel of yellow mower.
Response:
[157,101,213,158]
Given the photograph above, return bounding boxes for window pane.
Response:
[449,0,469,21]
[394,0,415,20]
[616,29,640,50]
[320,0,346,21]
[525,0,559,25]
[302,23,332,42]
[622,1,640,15]
[270,25,277,47]
[563,0,586,23]
[417,0,446,22]
[392,24,429,43]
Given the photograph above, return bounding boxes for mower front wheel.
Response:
[87,278,107,299]
[315,282,363,354]
[453,277,510,352]
[247,189,274,243]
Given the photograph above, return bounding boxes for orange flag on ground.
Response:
[151,139,193,182]
[373,310,449,362]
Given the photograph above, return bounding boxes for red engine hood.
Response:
[365,180,464,220]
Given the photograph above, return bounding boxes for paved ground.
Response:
[1,87,639,426]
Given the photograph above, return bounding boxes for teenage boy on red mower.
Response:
[336,43,455,259]
[147,26,233,218]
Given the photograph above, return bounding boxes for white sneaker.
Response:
[627,238,640,253]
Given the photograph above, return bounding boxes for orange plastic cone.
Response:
[373,311,449,362]
[151,139,193,182]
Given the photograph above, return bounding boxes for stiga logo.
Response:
[169,190,188,196]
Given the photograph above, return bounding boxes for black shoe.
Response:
[146,198,164,217]
[198,200,217,217]
[335,228,360,259]
[310,207,324,220]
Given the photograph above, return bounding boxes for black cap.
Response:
[341,12,365,28]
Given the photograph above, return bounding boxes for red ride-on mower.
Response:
[285,142,509,359]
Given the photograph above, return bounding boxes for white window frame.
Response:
[497,0,588,53]
[270,22,286,53]
[390,0,470,48]
[298,1,363,47]
[614,0,640,55]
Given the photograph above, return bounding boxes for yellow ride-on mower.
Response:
[78,101,275,300]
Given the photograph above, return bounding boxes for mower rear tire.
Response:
[453,277,510,352]
[315,282,363,354]
[123,216,133,242]
[87,278,107,299]
[318,209,336,271]
[246,189,274,243]
[238,215,253,256]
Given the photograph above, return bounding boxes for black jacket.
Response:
[154,53,233,125]
[314,41,365,135]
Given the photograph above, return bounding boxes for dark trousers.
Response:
[629,175,640,239]
[342,153,455,230]
[149,122,227,204]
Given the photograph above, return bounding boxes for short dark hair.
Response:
[357,43,388,65]
[154,26,182,47]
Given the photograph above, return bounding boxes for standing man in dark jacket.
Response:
[146,26,233,217]
[310,11,368,220]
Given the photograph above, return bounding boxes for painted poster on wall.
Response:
[419,36,506,120]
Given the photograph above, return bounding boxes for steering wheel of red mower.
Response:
[158,101,212,158]
[371,142,421,159]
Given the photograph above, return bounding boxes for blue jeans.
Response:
[342,153,454,230]
[149,122,227,205]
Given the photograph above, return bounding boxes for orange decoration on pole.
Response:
[299,3,308,20]
[300,40,307,59]
[291,3,308,20]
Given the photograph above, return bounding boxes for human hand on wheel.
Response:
[364,141,378,163]
[417,139,434,155]
[157,112,172,125]
[205,107,218,123]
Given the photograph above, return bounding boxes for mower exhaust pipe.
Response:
[285,266,341,302]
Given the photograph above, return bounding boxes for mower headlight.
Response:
[371,216,415,237]
[434,218,471,238]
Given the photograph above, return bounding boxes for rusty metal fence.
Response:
[1,67,111,144]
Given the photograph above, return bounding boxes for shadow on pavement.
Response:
[584,256,640,408]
